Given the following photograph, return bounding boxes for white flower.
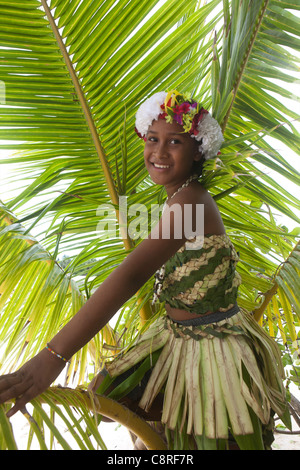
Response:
[135,91,224,159]
[135,92,167,137]
[194,113,224,159]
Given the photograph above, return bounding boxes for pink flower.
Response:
[173,114,183,125]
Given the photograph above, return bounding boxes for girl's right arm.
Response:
[0,197,191,417]
[0,185,223,417]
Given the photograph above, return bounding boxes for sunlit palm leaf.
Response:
[1,387,167,450]
[0,203,90,373]
[0,405,17,450]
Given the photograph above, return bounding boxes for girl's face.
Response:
[144,118,202,196]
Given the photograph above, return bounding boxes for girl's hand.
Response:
[0,348,67,417]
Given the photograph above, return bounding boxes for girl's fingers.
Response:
[0,351,66,417]
[0,373,21,392]
[6,390,34,418]
[0,372,33,406]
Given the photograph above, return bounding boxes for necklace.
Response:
[152,174,198,305]
[166,173,198,203]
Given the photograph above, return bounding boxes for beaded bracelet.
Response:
[46,344,70,364]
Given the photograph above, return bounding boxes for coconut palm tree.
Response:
[0,0,299,449]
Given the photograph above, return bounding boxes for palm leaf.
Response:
[0,203,89,372]
[1,387,167,450]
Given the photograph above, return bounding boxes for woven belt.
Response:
[172,302,240,326]
[164,304,244,341]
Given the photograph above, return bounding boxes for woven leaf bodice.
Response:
[159,233,242,314]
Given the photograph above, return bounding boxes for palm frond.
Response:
[0,202,90,374]
[1,387,167,450]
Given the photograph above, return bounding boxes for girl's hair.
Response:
[135,90,224,161]
[192,156,205,177]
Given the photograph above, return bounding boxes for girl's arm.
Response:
[0,193,194,416]
[0,186,223,416]
[46,228,187,359]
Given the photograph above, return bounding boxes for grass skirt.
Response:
[104,309,290,450]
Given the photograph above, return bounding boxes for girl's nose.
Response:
[155,141,168,158]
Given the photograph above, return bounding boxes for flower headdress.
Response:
[135,90,224,159]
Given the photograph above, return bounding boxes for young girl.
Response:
[0,90,289,450]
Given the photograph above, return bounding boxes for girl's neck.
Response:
[165,174,198,201]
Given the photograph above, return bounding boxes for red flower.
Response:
[174,102,191,114]
[158,112,167,119]
[161,98,172,112]
[189,108,208,135]
[199,107,208,119]
[189,114,200,135]
[135,127,146,141]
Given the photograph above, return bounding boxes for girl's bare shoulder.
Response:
[170,181,212,206]
[170,182,225,234]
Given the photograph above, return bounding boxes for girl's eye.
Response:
[146,136,181,144]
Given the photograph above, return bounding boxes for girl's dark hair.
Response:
[191,137,204,177]
[192,158,204,177]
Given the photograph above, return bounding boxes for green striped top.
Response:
[159,233,242,315]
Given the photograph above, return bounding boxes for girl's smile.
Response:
[144,119,203,197]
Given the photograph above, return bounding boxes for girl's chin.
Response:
[147,168,193,187]
[148,174,171,186]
